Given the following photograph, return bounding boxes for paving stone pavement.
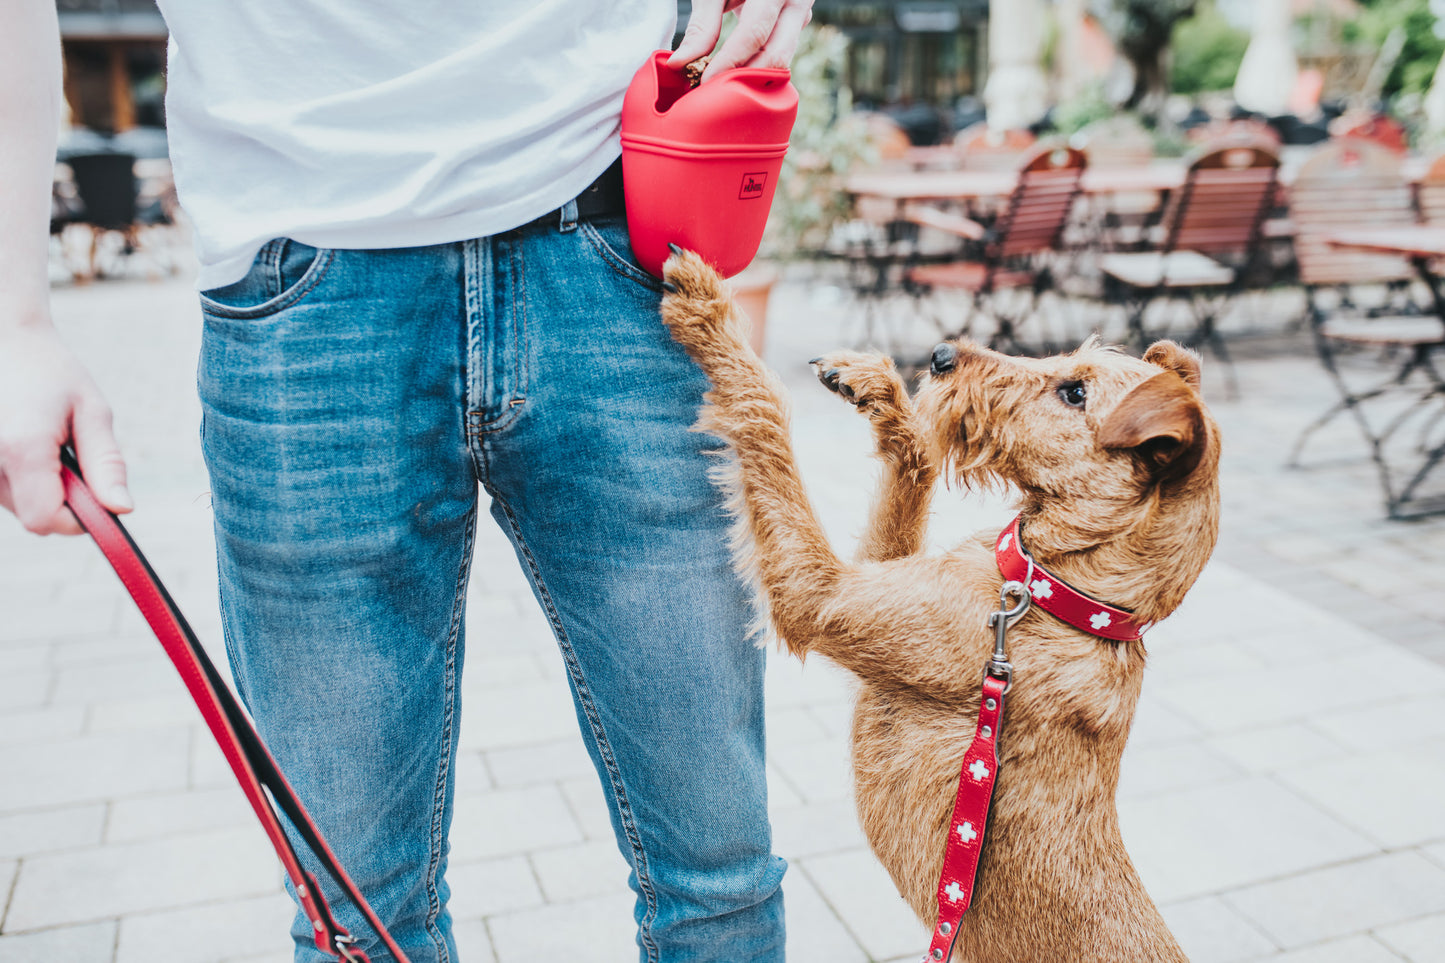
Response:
[1,260,1443,962]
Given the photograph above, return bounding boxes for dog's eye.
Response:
[1057,381,1087,408]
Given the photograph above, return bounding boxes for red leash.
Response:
[922,582,1024,962]
[58,450,408,963]
[925,520,1149,960]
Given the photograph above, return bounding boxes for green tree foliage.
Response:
[1347,0,1445,98]
[1170,4,1249,94]
[762,24,875,258]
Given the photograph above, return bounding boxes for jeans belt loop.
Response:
[559,198,579,234]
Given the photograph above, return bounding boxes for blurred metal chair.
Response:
[1098,141,1281,394]
[1286,139,1445,518]
[902,144,1086,354]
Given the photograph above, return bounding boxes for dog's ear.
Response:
[1098,371,1208,484]
[1143,341,1202,391]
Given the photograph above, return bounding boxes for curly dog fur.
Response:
[660,248,1220,962]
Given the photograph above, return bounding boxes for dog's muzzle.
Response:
[930,343,957,376]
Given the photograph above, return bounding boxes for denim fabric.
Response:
[197,214,786,962]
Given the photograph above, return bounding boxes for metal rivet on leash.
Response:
[985,698,996,711]
[981,725,992,737]
[939,922,952,936]
[932,949,945,960]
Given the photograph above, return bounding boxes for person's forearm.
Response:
[0,0,64,330]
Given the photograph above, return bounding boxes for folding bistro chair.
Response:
[1285,139,1445,518]
[1415,150,1445,224]
[1098,141,1281,393]
[901,144,1086,354]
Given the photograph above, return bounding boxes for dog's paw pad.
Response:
[810,351,901,410]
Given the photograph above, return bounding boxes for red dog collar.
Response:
[994,516,1147,642]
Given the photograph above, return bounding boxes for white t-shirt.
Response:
[156,1,677,289]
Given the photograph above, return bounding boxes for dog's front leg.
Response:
[812,351,937,562]
[660,251,987,698]
[660,249,846,657]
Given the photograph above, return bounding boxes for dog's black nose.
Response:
[930,343,958,376]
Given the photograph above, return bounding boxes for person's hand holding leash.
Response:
[0,0,131,535]
[0,321,131,535]
[668,0,815,84]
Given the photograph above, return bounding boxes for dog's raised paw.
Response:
[660,246,726,311]
[810,351,906,413]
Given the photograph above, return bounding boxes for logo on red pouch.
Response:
[739,172,768,200]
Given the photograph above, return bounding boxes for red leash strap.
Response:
[923,581,1028,961]
[59,452,409,963]
[923,673,1007,962]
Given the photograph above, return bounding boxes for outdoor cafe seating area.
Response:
[49,127,183,284]
[815,117,1445,520]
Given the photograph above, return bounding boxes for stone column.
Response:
[983,0,1049,130]
[1054,0,1089,102]
[1233,0,1298,116]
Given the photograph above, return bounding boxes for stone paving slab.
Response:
[0,268,1442,960]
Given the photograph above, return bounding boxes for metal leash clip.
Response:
[334,935,364,963]
[984,580,1030,693]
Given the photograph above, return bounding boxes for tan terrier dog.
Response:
[659,248,1219,962]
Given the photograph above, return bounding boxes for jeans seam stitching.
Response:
[488,492,661,963]
[423,496,476,963]
[579,220,664,292]
[199,248,336,319]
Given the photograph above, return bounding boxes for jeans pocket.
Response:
[199,238,334,319]
[579,215,663,292]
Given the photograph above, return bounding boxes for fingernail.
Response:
[110,487,134,511]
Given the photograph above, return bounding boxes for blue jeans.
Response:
[196,205,786,962]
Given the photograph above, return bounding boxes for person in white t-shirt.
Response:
[0,2,813,960]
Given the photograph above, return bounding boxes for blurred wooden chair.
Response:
[902,145,1086,354]
[1184,117,1282,148]
[1329,111,1409,155]
[953,124,1038,172]
[1074,116,1161,252]
[1285,139,1445,517]
[1098,140,1281,394]
[1415,151,1445,224]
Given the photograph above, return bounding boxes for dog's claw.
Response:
[839,382,856,399]
[668,242,684,256]
[661,280,679,293]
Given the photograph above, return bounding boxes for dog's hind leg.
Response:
[812,351,936,562]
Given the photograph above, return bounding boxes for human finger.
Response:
[667,0,730,68]
[702,0,788,80]
[1,442,83,536]
[70,392,132,515]
[733,0,813,72]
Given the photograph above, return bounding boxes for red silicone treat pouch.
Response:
[621,51,798,278]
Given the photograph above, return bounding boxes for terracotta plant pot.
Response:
[728,262,779,356]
